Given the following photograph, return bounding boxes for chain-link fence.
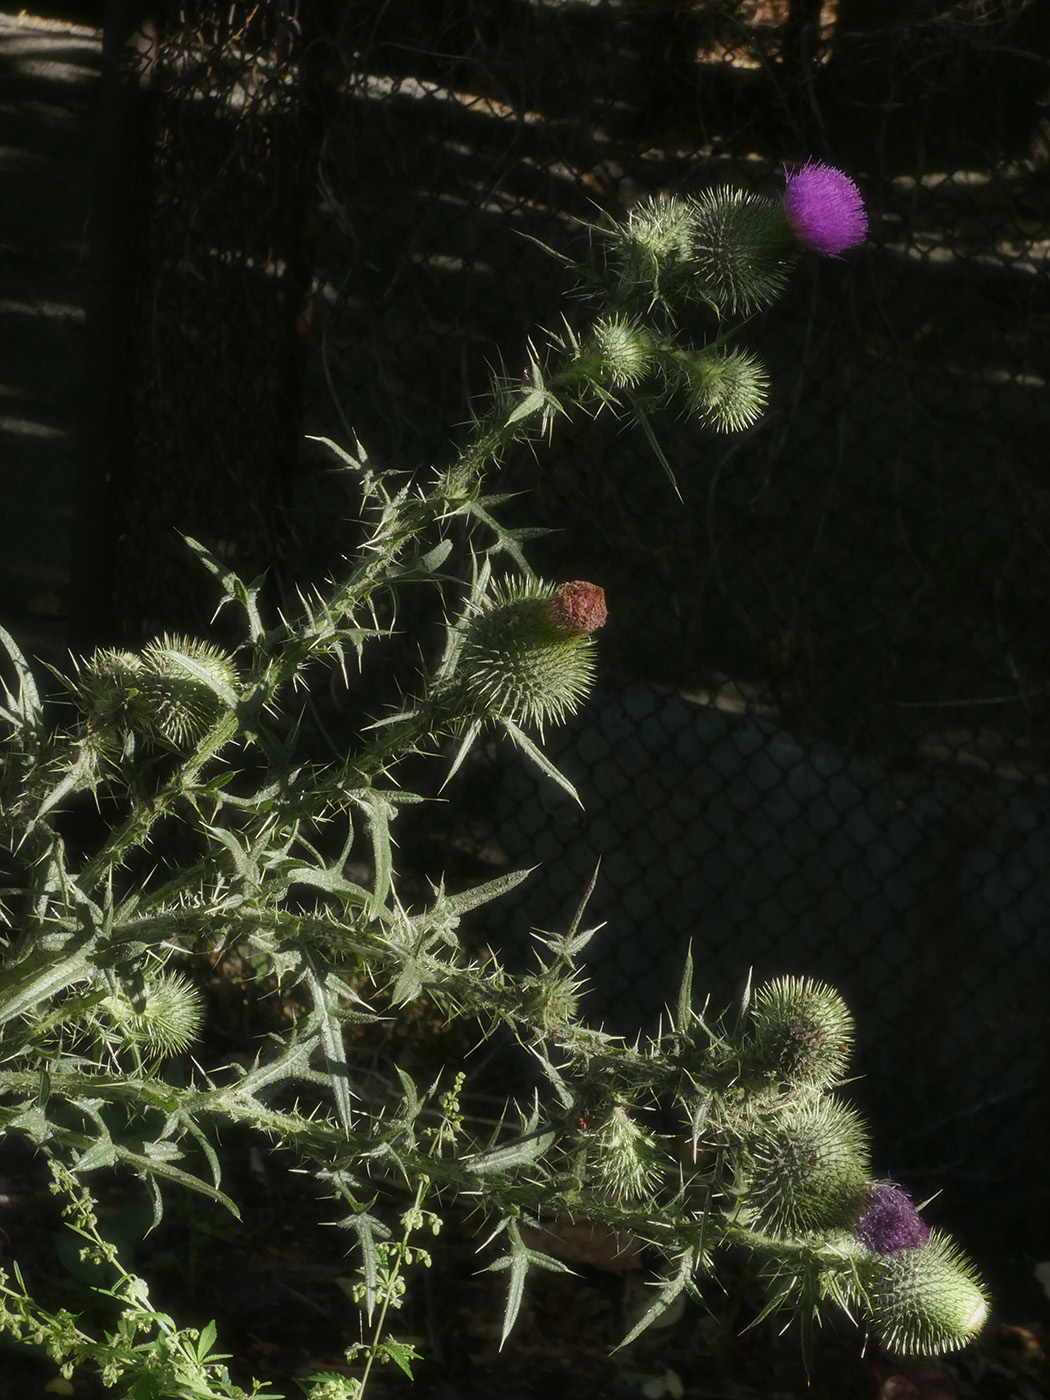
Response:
[88,0,1050,1285]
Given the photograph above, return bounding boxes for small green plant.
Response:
[1,161,986,1396]
[0,1159,279,1398]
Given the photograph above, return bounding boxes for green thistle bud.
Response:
[688,186,796,315]
[74,637,238,750]
[743,976,854,1091]
[453,577,605,730]
[590,1103,665,1202]
[75,648,150,742]
[102,972,203,1059]
[745,1098,870,1238]
[139,636,239,747]
[588,315,653,388]
[522,969,584,1031]
[603,195,697,305]
[677,346,769,433]
[859,1231,989,1355]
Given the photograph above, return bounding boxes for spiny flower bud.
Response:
[590,1103,665,1202]
[522,965,585,1031]
[102,971,203,1059]
[854,1183,930,1255]
[783,159,867,258]
[677,346,769,432]
[860,1231,989,1354]
[76,648,150,739]
[139,636,239,747]
[745,1097,870,1238]
[74,637,238,751]
[688,186,797,314]
[587,315,653,388]
[743,976,854,1091]
[454,577,604,730]
[602,195,698,306]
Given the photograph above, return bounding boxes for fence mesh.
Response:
[102,0,1050,1278]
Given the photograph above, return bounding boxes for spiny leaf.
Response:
[463,1129,557,1175]
[0,624,42,731]
[432,866,534,919]
[485,1222,575,1349]
[0,937,100,1025]
[114,1143,241,1217]
[676,943,695,1034]
[184,535,266,642]
[341,1207,390,1321]
[615,1252,702,1350]
[303,955,355,1138]
[500,718,582,805]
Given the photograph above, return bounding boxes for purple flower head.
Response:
[783,160,867,257]
[854,1183,931,1255]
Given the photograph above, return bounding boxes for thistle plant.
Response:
[0,160,988,1397]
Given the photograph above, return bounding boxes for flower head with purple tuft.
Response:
[855,1183,931,1255]
[783,159,868,257]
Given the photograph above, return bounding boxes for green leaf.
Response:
[115,1144,240,1217]
[394,1067,422,1122]
[305,434,367,471]
[342,1208,389,1321]
[275,861,370,907]
[506,386,553,426]
[500,719,582,805]
[615,1253,700,1350]
[142,1139,184,1163]
[554,861,603,959]
[0,624,42,729]
[303,956,355,1138]
[442,716,484,788]
[435,866,534,919]
[493,1246,528,1348]
[0,937,99,1025]
[485,1223,575,1348]
[463,501,538,576]
[76,1132,118,1174]
[205,823,261,887]
[390,960,423,1008]
[345,788,411,918]
[464,1129,556,1175]
[31,745,100,827]
[676,943,694,1034]
[378,1339,420,1380]
[363,803,393,919]
[208,777,281,810]
[525,1044,574,1111]
[195,1318,218,1362]
[622,390,680,499]
[177,1111,225,1192]
[7,1103,55,1144]
[230,1029,319,1097]
[419,539,453,573]
[184,536,266,642]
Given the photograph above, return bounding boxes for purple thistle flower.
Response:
[854,1183,931,1255]
[783,160,867,257]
